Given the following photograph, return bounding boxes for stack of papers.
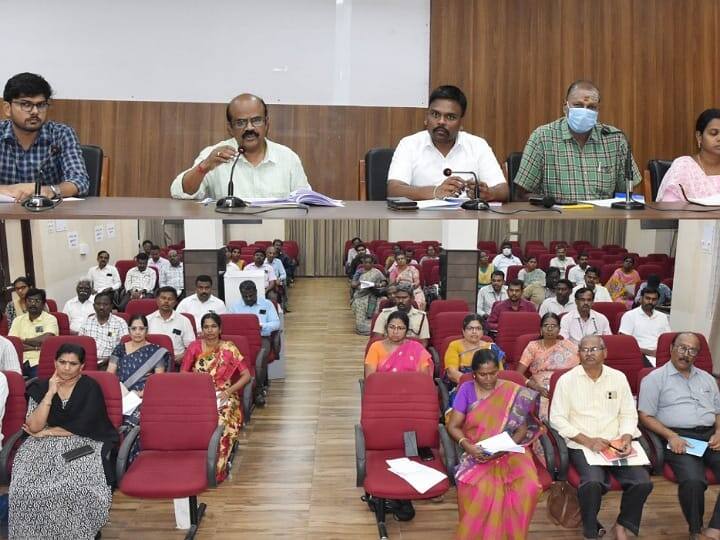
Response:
[666,436,708,457]
[246,188,344,207]
[386,457,447,494]
[122,391,142,415]
[476,432,525,454]
[416,197,503,210]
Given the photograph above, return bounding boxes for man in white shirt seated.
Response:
[476,270,508,319]
[572,266,612,303]
[0,335,22,373]
[550,335,653,540]
[170,93,309,200]
[539,278,576,316]
[79,291,128,366]
[147,286,195,366]
[159,249,185,299]
[241,249,277,298]
[86,250,121,294]
[618,286,671,367]
[148,245,170,272]
[560,287,612,345]
[549,244,576,274]
[176,275,227,330]
[265,246,289,310]
[568,252,590,286]
[492,242,522,278]
[118,252,157,311]
[387,85,508,202]
[62,279,95,334]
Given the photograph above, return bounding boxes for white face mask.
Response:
[502,248,512,256]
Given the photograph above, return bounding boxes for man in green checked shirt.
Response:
[514,80,641,201]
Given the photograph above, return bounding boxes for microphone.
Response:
[529,195,557,208]
[216,145,248,211]
[442,168,488,210]
[23,145,61,212]
[600,125,644,210]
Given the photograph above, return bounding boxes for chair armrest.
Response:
[115,425,140,484]
[643,430,665,475]
[0,429,28,485]
[358,378,365,400]
[547,423,569,481]
[355,424,366,487]
[206,424,224,488]
[270,331,282,355]
[243,377,255,422]
[438,424,457,483]
[436,378,450,415]
[538,432,557,480]
[429,347,440,379]
[24,376,38,388]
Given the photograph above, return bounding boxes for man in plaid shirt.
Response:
[514,80,641,201]
[1,72,89,201]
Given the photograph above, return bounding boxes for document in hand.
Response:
[582,441,650,466]
[359,280,376,289]
[122,390,142,415]
[666,437,708,457]
[386,457,447,494]
[476,431,525,454]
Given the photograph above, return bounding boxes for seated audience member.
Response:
[634,274,671,306]
[119,252,157,311]
[476,250,494,287]
[350,255,388,335]
[265,246,288,309]
[9,288,58,377]
[0,335,22,373]
[638,332,720,540]
[419,245,439,264]
[541,267,562,302]
[176,275,228,330]
[87,250,122,294]
[539,278,575,317]
[447,349,543,540]
[517,313,579,420]
[384,244,402,271]
[364,311,432,377]
[550,335,653,540]
[549,244,576,274]
[387,85,508,202]
[4,276,33,328]
[476,270,508,319]
[241,249,277,299]
[572,266,612,302]
[79,291,129,366]
[389,253,426,311]
[347,244,370,277]
[384,284,398,307]
[657,108,720,202]
[226,247,245,273]
[62,279,95,334]
[492,242,522,278]
[372,284,430,347]
[141,240,153,257]
[345,237,366,268]
[568,252,590,286]
[560,288,612,345]
[606,256,641,308]
[170,93,309,200]
[518,255,546,306]
[147,286,196,365]
[0,72,89,201]
[444,314,505,387]
[148,245,170,272]
[10,344,118,539]
[181,313,251,483]
[485,279,536,334]
[618,286,671,367]
[159,249,185,298]
[514,80,641,201]
[272,239,296,284]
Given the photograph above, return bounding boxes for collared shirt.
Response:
[559,309,612,345]
[476,284,508,318]
[638,361,720,429]
[518,268,546,286]
[87,264,122,292]
[387,130,506,189]
[124,267,157,293]
[550,364,640,450]
[265,258,286,283]
[619,307,671,351]
[0,335,22,373]
[170,137,309,200]
[634,282,672,305]
[228,298,281,337]
[491,253,522,277]
[539,296,576,317]
[160,263,184,294]
[514,118,641,200]
[0,120,90,196]
[241,263,277,289]
[147,309,196,359]
[549,256,576,273]
[149,257,170,272]
[572,283,612,303]
[9,311,59,367]
[62,296,96,333]
[486,298,537,332]
[176,294,227,330]
[372,307,430,340]
[567,265,588,286]
[79,313,129,360]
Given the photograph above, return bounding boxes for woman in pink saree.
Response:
[447,349,544,540]
[364,311,432,377]
[606,256,641,308]
[389,253,426,311]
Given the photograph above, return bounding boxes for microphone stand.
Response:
[216,146,247,212]
[23,145,60,212]
[443,168,488,210]
[603,126,644,210]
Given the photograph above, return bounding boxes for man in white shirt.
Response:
[176,275,228,330]
[568,252,590,286]
[619,286,671,367]
[265,245,288,310]
[159,249,185,298]
[170,93,309,200]
[560,287,612,345]
[148,245,170,273]
[148,286,196,365]
[62,279,95,334]
[491,242,522,278]
[549,245,576,274]
[241,249,277,295]
[119,252,157,311]
[476,270,508,318]
[539,278,576,317]
[387,85,508,202]
[572,266,612,303]
[0,335,22,373]
[87,250,121,293]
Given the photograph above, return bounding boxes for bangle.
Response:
[458,437,468,447]
[197,162,208,175]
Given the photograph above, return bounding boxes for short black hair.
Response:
[546,267,561,277]
[12,276,32,288]
[556,278,573,289]
[201,312,222,328]
[136,252,149,261]
[254,249,265,256]
[540,312,561,327]
[157,286,178,298]
[490,270,505,280]
[574,286,595,300]
[3,72,53,102]
[196,275,213,285]
[386,310,410,330]
[696,108,720,134]
[56,343,85,364]
[239,280,257,292]
[462,313,483,330]
[640,286,659,298]
[671,332,700,346]
[26,287,46,303]
[471,348,499,370]
[500,241,513,249]
[128,314,148,328]
[97,250,110,258]
[646,274,661,287]
[94,291,114,304]
[585,266,600,276]
[507,279,524,289]
[150,244,161,251]
[565,79,600,101]
[428,85,467,116]
[142,240,153,247]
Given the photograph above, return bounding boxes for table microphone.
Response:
[23,144,60,212]
[601,125,644,210]
[216,146,247,210]
[442,168,488,210]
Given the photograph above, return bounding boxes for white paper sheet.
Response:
[385,457,447,494]
[581,441,650,466]
[122,390,142,415]
[685,194,720,206]
[359,280,375,289]
[476,431,525,454]
[580,195,645,208]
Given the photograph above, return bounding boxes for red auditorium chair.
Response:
[430,312,470,351]
[0,317,7,336]
[573,241,593,252]
[226,240,247,250]
[477,241,497,253]
[219,314,269,405]
[495,312,541,369]
[506,264,523,282]
[49,311,71,335]
[115,259,136,284]
[37,336,98,379]
[121,333,174,370]
[117,373,222,540]
[592,302,627,334]
[655,332,713,373]
[115,312,132,324]
[601,334,645,394]
[181,312,198,336]
[637,263,665,280]
[5,336,24,366]
[283,240,300,262]
[253,240,272,249]
[427,265,440,287]
[0,371,28,485]
[240,247,256,255]
[599,264,617,285]
[45,299,58,312]
[125,298,158,316]
[214,334,256,422]
[355,372,452,539]
[84,371,123,431]
[538,253,554,271]
[420,259,439,286]
[428,299,469,333]
[524,240,545,254]
[661,278,673,290]
[602,244,625,252]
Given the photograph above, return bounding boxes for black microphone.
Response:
[23,145,60,212]
[216,146,247,211]
[529,195,557,208]
[601,125,644,210]
[442,168,487,210]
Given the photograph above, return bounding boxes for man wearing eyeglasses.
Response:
[560,287,612,345]
[1,72,89,201]
[638,332,720,540]
[170,93,309,200]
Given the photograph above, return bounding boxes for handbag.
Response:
[546,481,582,528]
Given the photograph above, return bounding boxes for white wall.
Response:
[625,220,676,256]
[388,220,442,242]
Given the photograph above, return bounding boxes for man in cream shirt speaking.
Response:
[170,93,310,200]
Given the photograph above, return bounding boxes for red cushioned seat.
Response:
[120,450,209,498]
[125,298,158,317]
[592,302,627,334]
[495,312,541,369]
[38,336,98,378]
[363,449,449,499]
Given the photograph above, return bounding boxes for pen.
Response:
[609,443,625,453]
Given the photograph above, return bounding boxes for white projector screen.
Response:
[0,0,430,107]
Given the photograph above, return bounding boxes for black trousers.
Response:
[569,448,653,538]
[664,426,720,534]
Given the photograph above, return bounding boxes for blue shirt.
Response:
[228,298,280,336]
[0,120,89,196]
[266,258,286,282]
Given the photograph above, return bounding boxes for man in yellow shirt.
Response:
[9,287,58,377]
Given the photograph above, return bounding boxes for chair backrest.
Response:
[283,241,299,260]
[431,311,472,349]
[648,159,673,201]
[80,144,104,196]
[364,148,394,201]
[506,265,523,282]
[592,302,627,334]
[219,334,254,378]
[180,312,198,336]
[361,372,439,450]
[427,265,440,287]
[512,333,543,366]
[45,299,58,312]
[498,370,528,386]
[600,264,617,285]
[495,312,541,368]
[49,311,70,336]
[537,253,554,271]
[505,151,523,201]
[548,368,574,406]
[125,298,158,316]
[637,264,665,281]
[218,314,262,371]
[602,334,645,394]
[38,335,98,378]
[5,336,24,364]
[636,366,656,393]
[428,299,470,327]
[116,260,136,284]
[226,240,247,250]
[139,373,218,451]
[1,371,27,440]
[120,334,174,370]
[655,332,713,373]
[83,371,123,429]
[477,241,497,253]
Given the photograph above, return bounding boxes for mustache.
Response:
[433,127,448,134]
[242,130,259,139]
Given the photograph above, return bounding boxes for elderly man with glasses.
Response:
[170,93,309,200]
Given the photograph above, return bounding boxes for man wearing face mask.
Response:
[491,241,522,278]
[170,93,310,200]
[514,80,641,201]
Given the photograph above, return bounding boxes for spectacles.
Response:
[12,99,50,112]
[387,325,407,332]
[57,360,81,367]
[579,346,606,354]
[230,116,266,129]
[465,325,483,332]
[675,345,700,357]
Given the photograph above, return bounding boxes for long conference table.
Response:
[0,198,718,220]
